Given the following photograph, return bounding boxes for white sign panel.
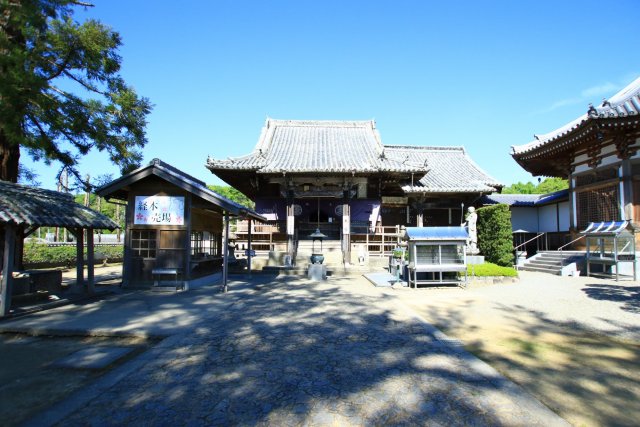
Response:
[287,215,295,235]
[134,196,185,225]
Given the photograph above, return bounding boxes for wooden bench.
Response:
[151,268,182,288]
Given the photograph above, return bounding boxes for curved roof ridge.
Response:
[384,145,465,151]
[513,75,640,156]
[266,118,376,127]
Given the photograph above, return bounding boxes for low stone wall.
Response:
[467,275,519,288]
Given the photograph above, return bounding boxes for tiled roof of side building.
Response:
[0,181,117,229]
[481,189,568,206]
[388,146,502,193]
[206,119,428,174]
[97,158,265,222]
[512,76,640,156]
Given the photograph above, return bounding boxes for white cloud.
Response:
[530,79,625,116]
[580,81,620,98]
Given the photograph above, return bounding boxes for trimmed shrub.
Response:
[23,243,123,267]
[477,204,513,267]
[467,262,517,277]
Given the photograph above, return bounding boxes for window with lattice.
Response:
[131,230,157,258]
[576,185,620,229]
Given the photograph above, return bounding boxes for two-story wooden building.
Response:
[207,119,502,262]
[512,77,640,236]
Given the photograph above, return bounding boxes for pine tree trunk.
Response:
[0,129,20,183]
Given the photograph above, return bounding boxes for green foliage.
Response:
[0,0,151,183]
[477,204,513,267]
[23,242,123,266]
[536,177,568,194]
[73,193,124,232]
[207,185,255,209]
[502,178,568,194]
[467,262,517,277]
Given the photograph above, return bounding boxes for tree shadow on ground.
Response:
[50,275,558,426]
[413,299,640,427]
[582,283,640,314]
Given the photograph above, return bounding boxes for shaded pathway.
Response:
[5,275,566,426]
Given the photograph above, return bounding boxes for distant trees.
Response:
[207,185,255,209]
[502,177,568,195]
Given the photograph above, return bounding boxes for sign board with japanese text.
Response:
[134,196,185,225]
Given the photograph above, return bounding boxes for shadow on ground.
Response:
[39,275,559,426]
[411,298,640,427]
[582,283,640,314]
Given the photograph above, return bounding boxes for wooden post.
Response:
[86,228,95,295]
[223,212,229,293]
[286,204,294,262]
[1,225,16,317]
[247,218,252,277]
[74,228,84,293]
[342,203,351,265]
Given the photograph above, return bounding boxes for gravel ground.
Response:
[395,270,640,342]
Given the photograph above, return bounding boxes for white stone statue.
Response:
[464,206,479,255]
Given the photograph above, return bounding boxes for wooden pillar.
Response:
[184,194,192,284]
[247,218,252,277]
[622,159,633,221]
[14,227,24,270]
[342,203,351,264]
[74,228,84,293]
[416,212,424,227]
[222,212,229,293]
[86,228,95,295]
[1,225,16,317]
[286,204,295,261]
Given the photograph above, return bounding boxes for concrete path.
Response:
[2,274,567,426]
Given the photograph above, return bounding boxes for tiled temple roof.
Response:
[207,119,501,193]
[512,76,640,157]
[207,119,426,174]
[0,181,117,229]
[388,146,502,193]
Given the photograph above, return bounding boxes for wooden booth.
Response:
[0,181,117,317]
[97,159,265,291]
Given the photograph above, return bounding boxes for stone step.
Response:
[519,265,562,275]
[527,260,563,267]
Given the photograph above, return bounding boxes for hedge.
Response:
[467,262,517,277]
[23,243,123,267]
[477,204,513,267]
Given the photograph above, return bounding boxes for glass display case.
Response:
[584,221,637,281]
[403,226,468,288]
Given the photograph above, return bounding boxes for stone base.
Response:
[308,264,327,281]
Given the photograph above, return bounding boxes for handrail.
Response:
[513,232,546,252]
[557,234,585,252]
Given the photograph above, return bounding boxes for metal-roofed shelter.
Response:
[1,181,118,316]
[582,221,636,281]
[207,119,501,264]
[402,226,469,287]
[96,159,266,291]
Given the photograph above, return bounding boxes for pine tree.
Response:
[0,0,151,183]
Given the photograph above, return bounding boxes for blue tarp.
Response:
[405,226,469,240]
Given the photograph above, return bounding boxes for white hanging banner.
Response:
[134,196,185,225]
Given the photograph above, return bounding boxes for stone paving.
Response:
[12,274,567,426]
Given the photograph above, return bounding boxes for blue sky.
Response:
[26,0,640,191]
